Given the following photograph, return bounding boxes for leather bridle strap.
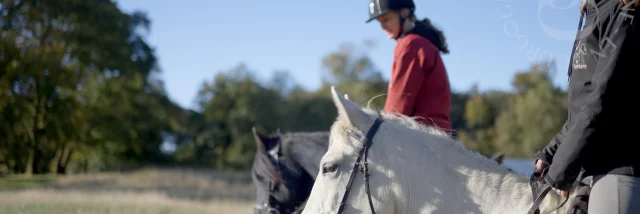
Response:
[527,184,552,214]
[526,182,570,214]
[527,169,570,214]
[337,117,384,214]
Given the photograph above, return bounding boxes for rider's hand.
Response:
[533,159,548,177]
[554,188,569,198]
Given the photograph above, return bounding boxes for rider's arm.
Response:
[544,7,636,191]
[535,121,569,165]
[383,39,429,116]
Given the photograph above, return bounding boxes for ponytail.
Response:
[419,18,450,54]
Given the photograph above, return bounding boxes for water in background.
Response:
[502,158,535,176]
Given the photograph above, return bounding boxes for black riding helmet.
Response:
[367,0,416,40]
[366,0,415,23]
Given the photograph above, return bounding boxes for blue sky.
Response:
[117,0,584,109]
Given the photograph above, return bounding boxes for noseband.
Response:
[337,117,384,214]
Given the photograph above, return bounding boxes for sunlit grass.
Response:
[0,168,256,214]
[0,189,252,214]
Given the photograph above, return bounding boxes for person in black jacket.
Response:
[533,0,640,213]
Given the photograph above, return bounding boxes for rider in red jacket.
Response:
[366,0,452,132]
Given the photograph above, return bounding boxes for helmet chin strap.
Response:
[393,10,414,40]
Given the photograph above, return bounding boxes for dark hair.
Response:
[581,0,638,17]
[621,0,640,7]
[419,17,449,54]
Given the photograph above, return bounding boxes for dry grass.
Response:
[0,189,253,214]
[0,167,257,214]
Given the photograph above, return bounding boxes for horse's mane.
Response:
[377,110,452,139]
[330,104,452,144]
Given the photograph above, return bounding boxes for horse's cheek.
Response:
[302,185,323,212]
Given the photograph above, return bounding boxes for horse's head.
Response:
[302,87,400,214]
[251,127,314,214]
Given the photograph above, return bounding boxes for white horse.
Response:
[301,87,574,214]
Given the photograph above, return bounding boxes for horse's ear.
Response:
[253,127,278,151]
[253,127,265,151]
[331,86,373,131]
[491,152,506,165]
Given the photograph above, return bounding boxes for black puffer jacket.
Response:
[535,0,640,190]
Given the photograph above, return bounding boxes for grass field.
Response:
[0,168,256,214]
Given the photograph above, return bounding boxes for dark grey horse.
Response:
[251,128,329,214]
[250,127,508,214]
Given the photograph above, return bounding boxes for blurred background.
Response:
[1,0,582,213]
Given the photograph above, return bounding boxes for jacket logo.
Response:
[572,40,588,70]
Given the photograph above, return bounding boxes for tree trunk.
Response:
[24,146,34,177]
[49,147,63,174]
[32,145,41,174]
[25,75,40,176]
[58,147,72,174]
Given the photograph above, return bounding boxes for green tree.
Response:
[186,64,285,169]
[0,0,179,175]
[317,41,388,109]
[449,91,470,137]
[464,95,492,129]
[493,61,568,157]
[456,61,566,158]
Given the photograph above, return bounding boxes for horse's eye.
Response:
[322,164,338,174]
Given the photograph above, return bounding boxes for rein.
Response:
[526,168,570,214]
[336,117,384,214]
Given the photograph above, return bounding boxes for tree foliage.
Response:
[457,61,567,157]
[0,0,180,174]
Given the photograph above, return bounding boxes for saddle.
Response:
[568,178,591,214]
[528,167,591,214]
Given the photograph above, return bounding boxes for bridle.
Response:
[337,117,384,214]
